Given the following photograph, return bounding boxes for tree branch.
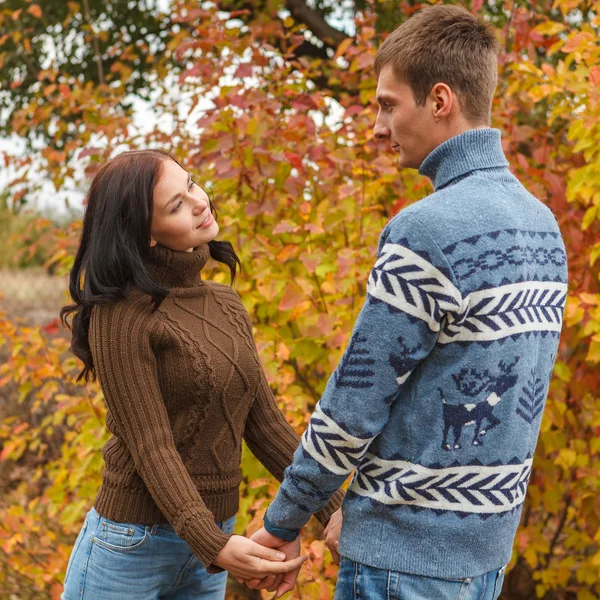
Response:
[542,495,572,569]
[286,358,320,403]
[19,50,40,80]
[292,39,330,60]
[285,0,350,48]
[81,0,105,85]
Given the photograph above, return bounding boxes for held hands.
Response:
[227,511,343,597]
[212,534,306,581]
[324,508,343,565]
[240,527,303,598]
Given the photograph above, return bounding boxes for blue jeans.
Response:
[334,557,506,600]
[62,507,236,600]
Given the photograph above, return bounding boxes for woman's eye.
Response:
[171,201,183,213]
[188,180,195,192]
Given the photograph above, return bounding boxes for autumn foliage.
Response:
[1,1,599,598]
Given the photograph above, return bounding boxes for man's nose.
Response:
[373,117,390,140]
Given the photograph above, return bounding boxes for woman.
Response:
[60,149,342,600]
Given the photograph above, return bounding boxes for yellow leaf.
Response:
[579,293,600,305]
[557,448,577,469]
[578,589,598,600]
[590,243,600,267]
[582,206,597,230]
[553,361,572,382]
[587,340,600,363]
[565,297,584,327]
[534,21,567,36]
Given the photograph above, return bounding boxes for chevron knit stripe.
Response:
[350,454,533,514]
[440,281,567,344]
[301,404,376,475]
[367,243,463,331]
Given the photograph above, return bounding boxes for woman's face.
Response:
[150,159,219,252]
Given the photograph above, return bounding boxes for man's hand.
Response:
[212,534,306,581]
[240,527,303,598]
[324,508,343,565]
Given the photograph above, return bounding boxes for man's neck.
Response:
[418,128,508,191]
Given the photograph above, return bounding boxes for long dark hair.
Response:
[60,149,241,382]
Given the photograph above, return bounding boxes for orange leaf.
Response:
[334,37,353,59]
[27,4,42,18]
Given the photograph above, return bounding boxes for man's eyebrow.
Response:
[164,173,191,209]
[376,94,395,105]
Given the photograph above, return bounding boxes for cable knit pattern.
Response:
[89,243,342,569]
[210,286,258,355]
[159,309,217,458]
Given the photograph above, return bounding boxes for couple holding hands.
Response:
[61,5,568,600]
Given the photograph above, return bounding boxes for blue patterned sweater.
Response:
[264,129,568,579]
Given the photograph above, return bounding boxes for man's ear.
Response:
[430,83,453,121]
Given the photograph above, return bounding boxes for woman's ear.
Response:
[149,236,157,248]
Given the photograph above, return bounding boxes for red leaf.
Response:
[300,253,321,273]
[471,0,483,13]
[304,223,325,234]
[235,63,252,79]
[78,147,103,159]
[292,93,318,111]
[351,52,374,72]
[278,284,304,311]
[43,319,61,335]
[273,221,299,234]
[285,151,304,172]
[345,105,363,117]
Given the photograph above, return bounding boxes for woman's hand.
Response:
[212,535,307,580]
[324,508,343,565]
[242,528,303,597]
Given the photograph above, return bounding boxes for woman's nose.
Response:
[192,196,209,214]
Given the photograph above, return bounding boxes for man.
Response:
[250,5,568,598]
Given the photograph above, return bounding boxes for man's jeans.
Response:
[334,557,506,600]
[62,507,235,600]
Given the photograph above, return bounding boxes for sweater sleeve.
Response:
[264,213,464,537]
[244,367,344,528]
[90,295,231,568]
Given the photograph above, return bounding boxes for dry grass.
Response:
[0,268,68,325]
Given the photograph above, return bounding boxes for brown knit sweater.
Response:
[89,243,343,568]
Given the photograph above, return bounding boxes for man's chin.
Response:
[398,152,422,169]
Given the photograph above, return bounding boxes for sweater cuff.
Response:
[176,505,234,569]
[314,488,345,528]
[264,513,300,542]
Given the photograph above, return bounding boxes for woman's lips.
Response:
[197,212,214,229]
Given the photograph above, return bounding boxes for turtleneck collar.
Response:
[146,243,210,288]
[418,128,509,191]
